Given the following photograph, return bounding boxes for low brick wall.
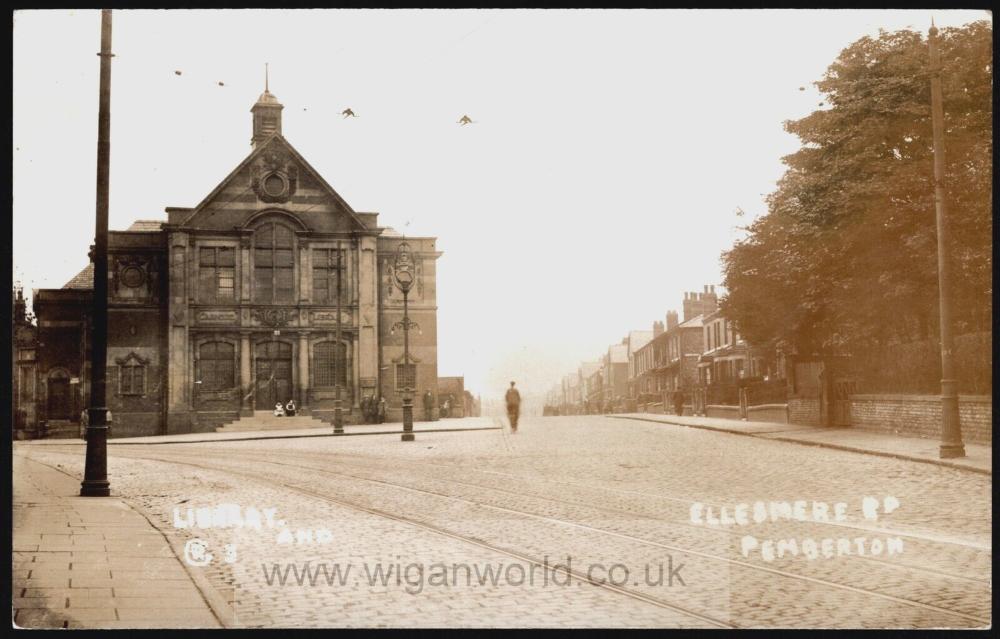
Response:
[850,394,992,444]
[788,397,821,426]
[747,404,789,424]
[706,405,740,420]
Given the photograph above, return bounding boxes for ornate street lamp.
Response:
[81,9,113,497]
[390,242,420,442]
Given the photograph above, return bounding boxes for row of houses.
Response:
[543,285,992,446]
[546,285,782,417]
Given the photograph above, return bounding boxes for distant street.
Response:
[15,416,991,629]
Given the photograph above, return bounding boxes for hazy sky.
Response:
[12,9,990,398]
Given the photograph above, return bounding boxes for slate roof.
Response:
[63,264,93,289]
[124,219,164,232]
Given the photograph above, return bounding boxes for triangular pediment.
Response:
[178,135,369,233]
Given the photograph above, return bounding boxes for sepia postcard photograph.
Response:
[10,7,993,630]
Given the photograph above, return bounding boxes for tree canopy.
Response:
[721,21,992,358]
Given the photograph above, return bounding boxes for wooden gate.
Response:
[831,377,858,427]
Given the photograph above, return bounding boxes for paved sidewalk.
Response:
[13,454,226,629]
[611,413,991,474]
[25,416,499,446]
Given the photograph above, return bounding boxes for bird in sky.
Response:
[735,206,745,217]
[342,108,357,118]
[174,70,182,76]
[458,115,475,126]
[798,86,805,91]
[218,81,225,87]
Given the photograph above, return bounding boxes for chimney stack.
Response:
[682,285,720,321]
[653,320,664,337]
[666,311,679,330]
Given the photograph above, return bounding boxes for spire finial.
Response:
[265,62,269,92]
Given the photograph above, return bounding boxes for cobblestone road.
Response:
[16,415,992,628]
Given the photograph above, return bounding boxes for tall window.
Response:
[254,223,295,303]
[314,341,349,389]
[119,361,146,395]
[396,363,416,392]
[198,342,235,391]
[199,247,235,302]
[312,248,347,304]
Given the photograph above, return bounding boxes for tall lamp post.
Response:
[81,9,113,497]
[332,240,344,434]
[928,21,965,459]
[390,242,420,442]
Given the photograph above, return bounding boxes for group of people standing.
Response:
[360,395,388,424]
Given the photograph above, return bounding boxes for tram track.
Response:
[20,449,736,629]
[49,446,990,628]
[213,445,991,587]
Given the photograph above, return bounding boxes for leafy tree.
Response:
[721,21,992,359]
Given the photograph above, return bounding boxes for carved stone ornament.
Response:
[251,307,293,327]
[197,310,239,324]
[114,351,150,366]
[251,150,298,203]
[113,256,148,292]
[310,310,352,325]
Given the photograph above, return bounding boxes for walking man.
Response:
[505,381,521,433]
[423,390,434,422]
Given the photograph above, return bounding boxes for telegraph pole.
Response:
[81,9,113,496]
[928,21,965,459]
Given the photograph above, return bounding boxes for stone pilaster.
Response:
[297,331,310,413]
[166,231,192,433]
[358,235,378,399]
[240,331,253,416]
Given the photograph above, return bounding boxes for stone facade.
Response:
[13,288,39,438]
[849,394,992,445]
[25,89,441,437]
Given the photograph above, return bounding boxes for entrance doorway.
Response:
[47,371,72,420]
[254,341,293,410]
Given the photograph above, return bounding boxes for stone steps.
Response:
[42,420,82,439]
[215,411,329,433]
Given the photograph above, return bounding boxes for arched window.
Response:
[198,342,235,391]
[254,222,295,303]
[314,341,350,390]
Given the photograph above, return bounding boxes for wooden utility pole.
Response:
[928,20,965,459]
[81,9,114,496]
